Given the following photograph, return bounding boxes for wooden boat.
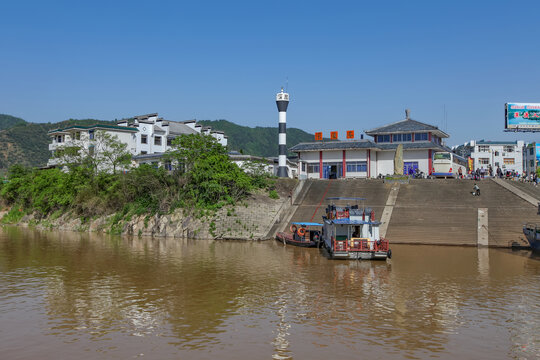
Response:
[276,222,322,247]
[321,197,391,260]
[522,223,540,252]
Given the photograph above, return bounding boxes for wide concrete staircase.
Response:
[284,178,538,247]
[288,179,392,224]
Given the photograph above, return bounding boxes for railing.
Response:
[332,237,389,252]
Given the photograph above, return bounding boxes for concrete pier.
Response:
[477,208,489,247]
[380,184,400,238]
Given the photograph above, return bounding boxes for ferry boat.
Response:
[276,222,322,247]
[522,223,540,252]
[321,197,391,260]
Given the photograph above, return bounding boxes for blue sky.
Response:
[1,0,540,146]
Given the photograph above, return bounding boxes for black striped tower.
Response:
[276,88,290,177]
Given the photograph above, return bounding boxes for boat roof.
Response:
[292,222,323,226]
[326,218,382,226]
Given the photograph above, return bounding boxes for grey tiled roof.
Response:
[476,140,518,145]
[376,141,450,152]
[365,119,449,138]
[290,140,449,153]
[289,140,378,152]
[164,121,198,136]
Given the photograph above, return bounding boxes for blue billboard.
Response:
[505,103,540,130]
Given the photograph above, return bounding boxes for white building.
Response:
[291,111,450,179]
[47,113,228,168]
[523,142,540,175]
[469,140,524,174]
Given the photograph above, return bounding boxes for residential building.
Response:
[291,111,450,179]
[523,142,540,175]
[47,113,228,168]
[469,140,524,174]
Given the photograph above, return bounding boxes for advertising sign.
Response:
[314,132,323,141]
[505,103,540,130]
[346,130,354,139]
[330,131,338,140]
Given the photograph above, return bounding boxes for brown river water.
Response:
[0,226,539,360]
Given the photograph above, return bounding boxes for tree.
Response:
[54,130,132,175]
[166,133,253,207]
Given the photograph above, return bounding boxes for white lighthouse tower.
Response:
[276,88,289,177]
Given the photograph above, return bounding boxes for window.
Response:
[74,131,81,140]
[167,138,172,146]
[504,158,515,165]
[393,134,402,142]
[88,145,95,156]
[164,161,173,171]
[530,148,535,155]
[531,160,535,168]
[434,153,451,160]
[57,135,63,143]
[307,164,320,173]
[478,145,489,152]
[154,136,161,145]
[495,162,499,167]
[89,130,94,140]
[346,161,367,172]
[377,135,390,143]
[302,163,306,172]
[494,151,499,156]
[141,151,147,155]
[402,133,412,142]
[141,135,147,144]
[504,146,514,153]
[414,133,428,141]
[479,158,490,165]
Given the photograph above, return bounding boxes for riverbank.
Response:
[1,179,299,240]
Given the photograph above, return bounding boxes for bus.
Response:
[432,151,467,178]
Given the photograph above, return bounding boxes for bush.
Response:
[269,189,279,199]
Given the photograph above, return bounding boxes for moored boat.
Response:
[522,223,540,252]
[321,197,391,260]
[276,222,322,247]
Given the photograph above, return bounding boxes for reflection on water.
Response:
[0,226,539,359]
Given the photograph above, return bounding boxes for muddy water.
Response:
[0,227,538,359]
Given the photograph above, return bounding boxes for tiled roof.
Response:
[365,119,449,138]
[48,124,139,134]
[376,141,450,152]
[164,121,198,136]
[290,140,448,152]
[290,140,378,152]
[476,140,518,145]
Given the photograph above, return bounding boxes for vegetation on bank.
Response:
[0,133,274,225]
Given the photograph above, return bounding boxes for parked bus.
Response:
[432,151,467,178]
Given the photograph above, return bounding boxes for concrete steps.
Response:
[285,178,538,247]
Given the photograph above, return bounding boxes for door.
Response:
[404,162,419,175]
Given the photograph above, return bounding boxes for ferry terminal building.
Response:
[291,113,451,179]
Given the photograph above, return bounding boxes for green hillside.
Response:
[0,114,26,130]
[198,119,315,157]
[0,117,113,169]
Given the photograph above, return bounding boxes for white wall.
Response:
[376,151,395,176]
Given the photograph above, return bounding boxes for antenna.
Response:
[286,76,289,92]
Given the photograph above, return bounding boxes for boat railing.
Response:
[332,237,389,252]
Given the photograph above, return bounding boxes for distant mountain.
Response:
[198,119,315,157]
[0,115,113,169]
[0,114,26,130]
